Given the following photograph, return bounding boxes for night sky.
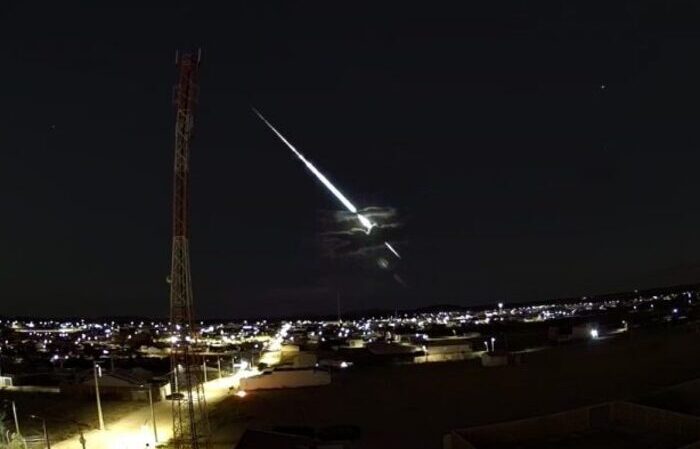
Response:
[2,2,700,318]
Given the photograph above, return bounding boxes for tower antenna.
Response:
[169,49,209,449]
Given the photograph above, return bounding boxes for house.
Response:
[60,368,167,401]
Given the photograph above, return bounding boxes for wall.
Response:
[612,402,700,441]
[445,402,700,449]
[241,369,331,390]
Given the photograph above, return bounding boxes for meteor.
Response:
[253,108,400,258]
[253,108,376,234]
[385,242,402,259]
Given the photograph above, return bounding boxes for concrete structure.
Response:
[416,336,476,363]
[366,341,418,355]
[481,352,508,367]
[260,350,282,366]
[548,322,599,343]
[346,338,365,348]
[240,368,331,390]
[572,322,598,340]
[138,345,168,358]
[236,429,315,449]
[278,349,317,368]
[291,352,317,368]
[236,428,355,449]
[280,344,300,353]
[444,402,700,449]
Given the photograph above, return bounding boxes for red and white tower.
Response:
[169,49,208,449]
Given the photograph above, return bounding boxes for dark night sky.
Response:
[2,1,700,318]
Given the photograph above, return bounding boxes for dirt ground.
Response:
[209,325,700,449]
[0,392,144,443]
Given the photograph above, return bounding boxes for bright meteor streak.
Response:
[253,108,376,234]
[385,242,402,259]
[253,108,401,259]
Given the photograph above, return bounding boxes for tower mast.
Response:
[169,49,208,449]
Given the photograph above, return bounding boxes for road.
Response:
[52,371,250,449]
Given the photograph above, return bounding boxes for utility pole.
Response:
[336,291,341,323]
[42,419,50,449]
[11,401,20,437]
[217,357,222,379]
[168,49,208,449]
[9,400,27,449]
[94,363,105,430]
[147,386,158,443]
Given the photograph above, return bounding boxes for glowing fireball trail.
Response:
[253,107,400,258]
[385,242,402,259]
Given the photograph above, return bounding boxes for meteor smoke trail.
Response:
[253,107,400,258]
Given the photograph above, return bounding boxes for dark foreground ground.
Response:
[475,428,690,449]
[209,325,700,449]
[0,392,143,442]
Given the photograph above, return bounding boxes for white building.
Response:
[240,368,331,390]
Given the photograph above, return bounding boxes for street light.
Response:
[94,362,105,430]
[146,384,158,443]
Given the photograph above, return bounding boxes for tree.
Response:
[0,411,25,449]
